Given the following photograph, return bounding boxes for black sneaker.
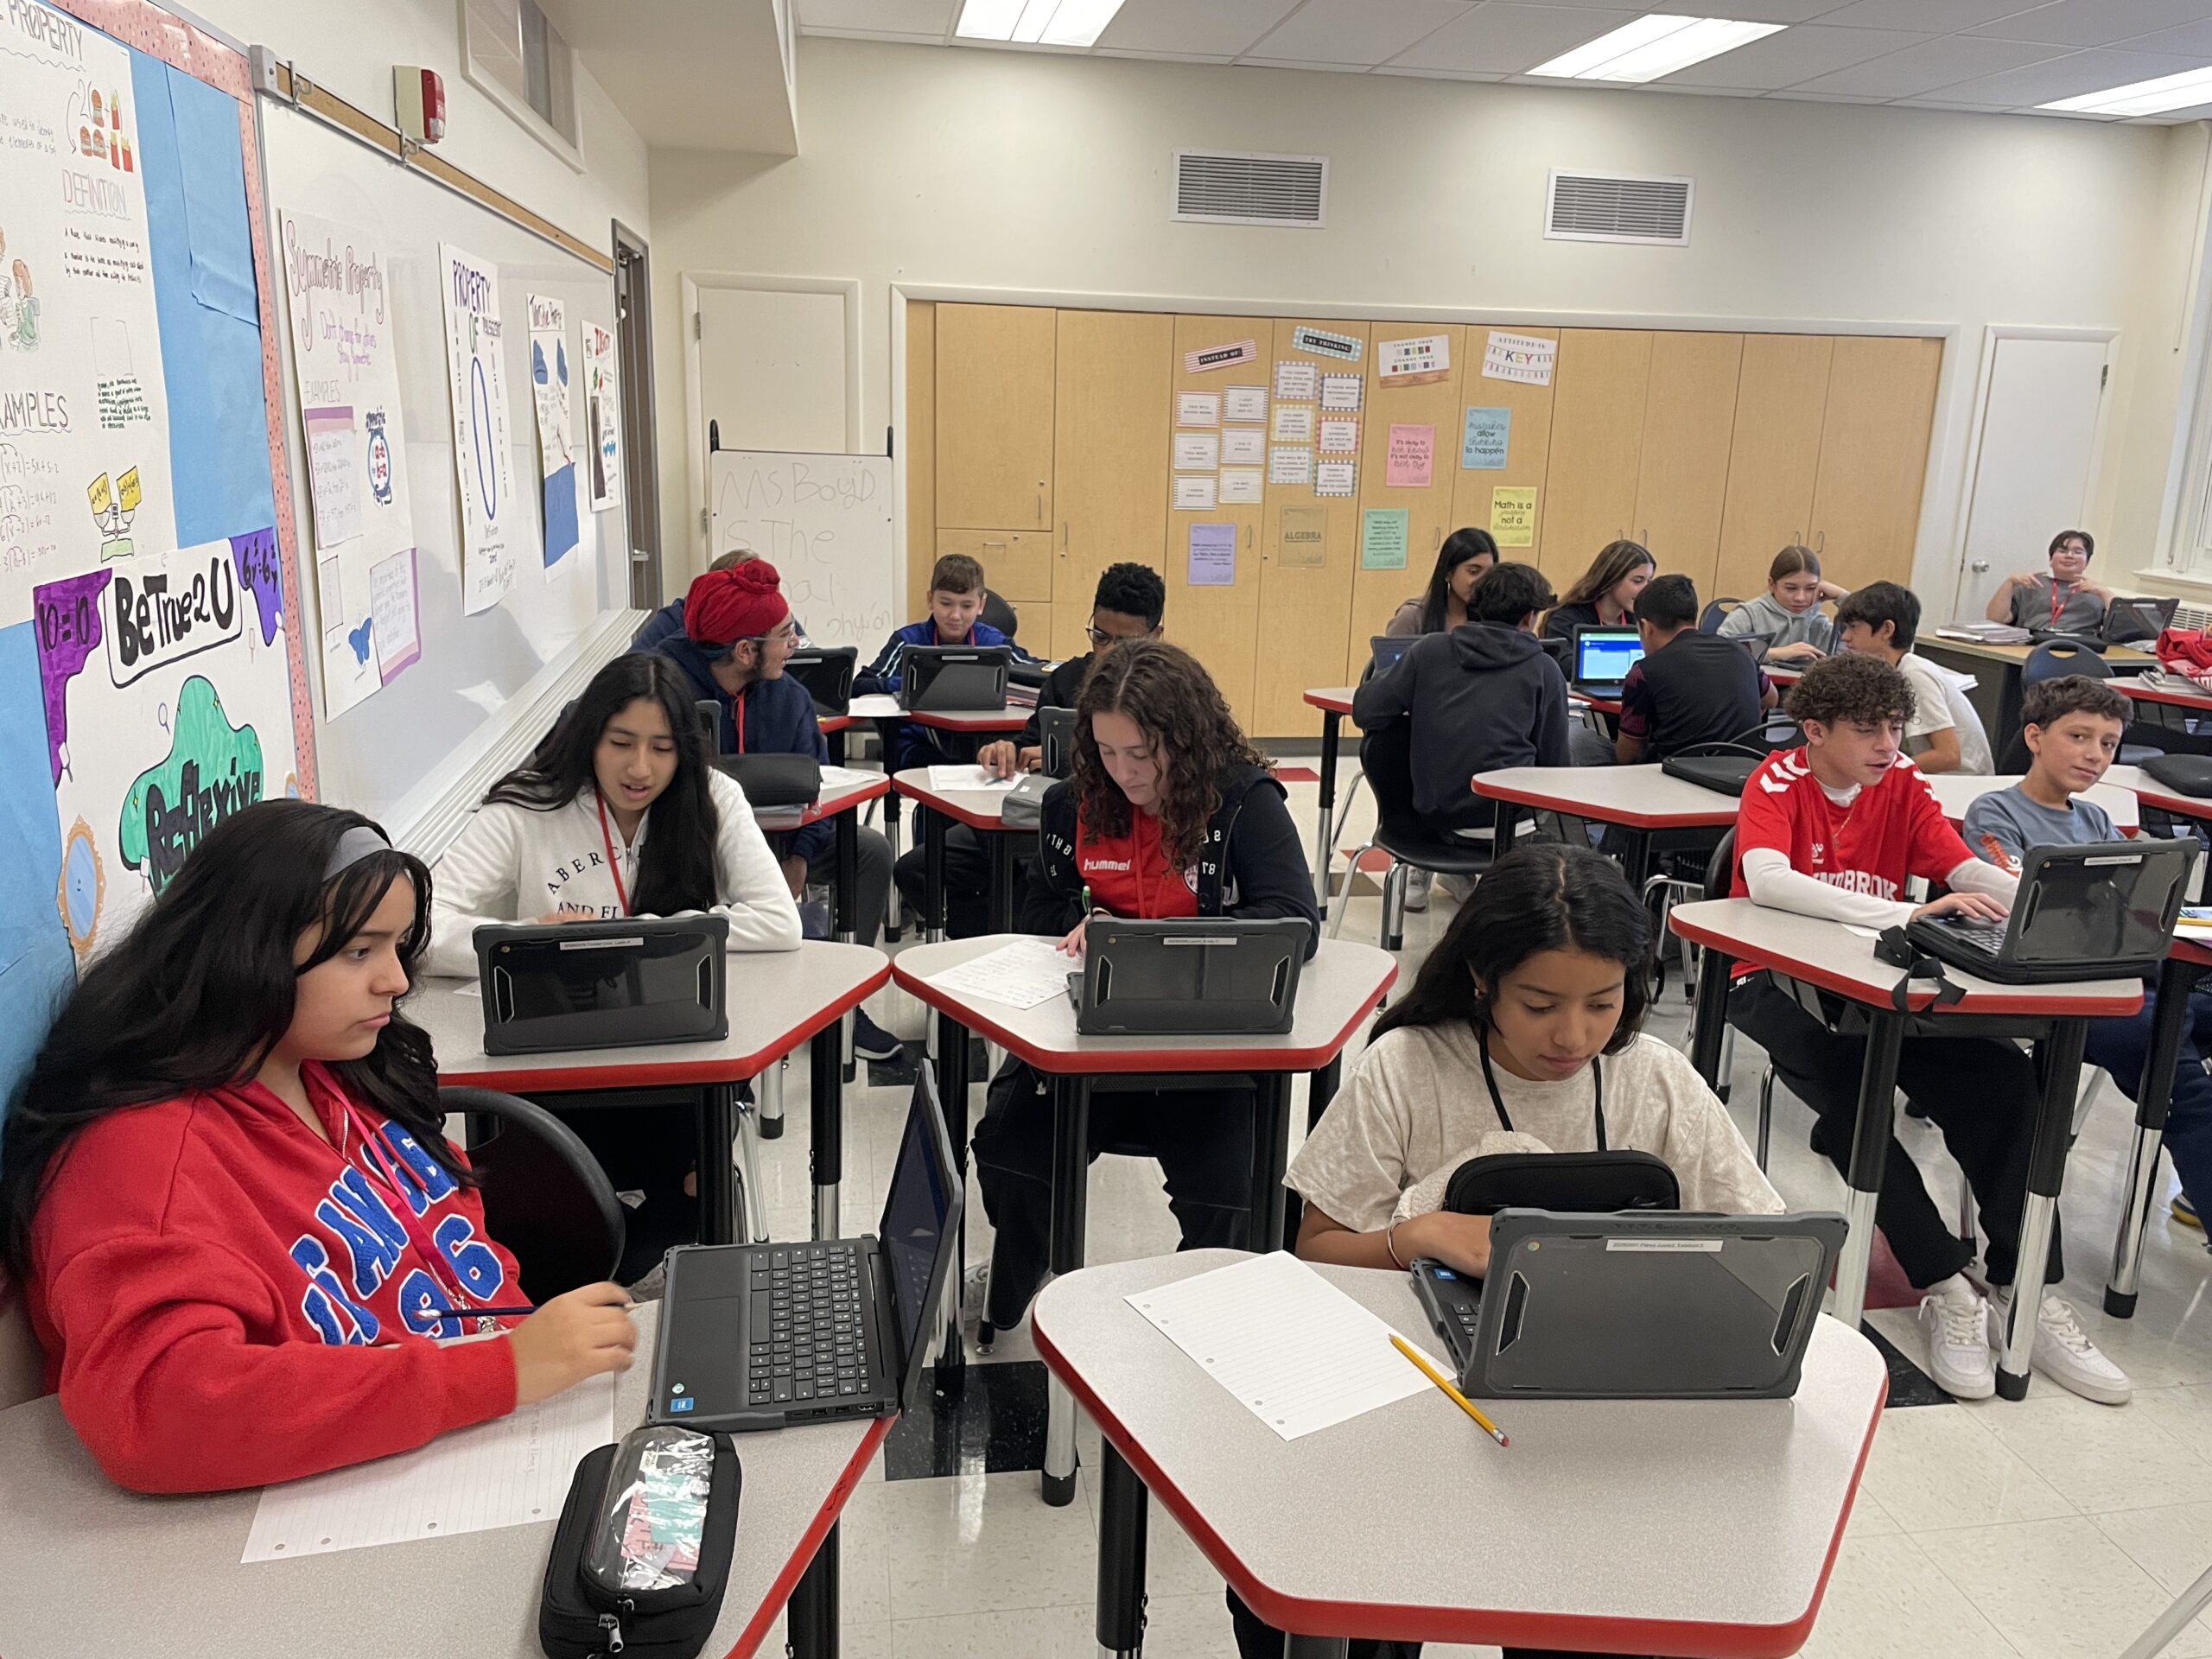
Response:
[852,1007,904,1062]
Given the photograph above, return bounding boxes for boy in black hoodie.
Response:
[1351,561,1572,835]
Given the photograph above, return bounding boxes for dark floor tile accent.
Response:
[1862,1319,1953,1408]
[867,1042,922,1089]
[882,1357,1050,1479]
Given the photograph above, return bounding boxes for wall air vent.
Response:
[1173,150,1327,227]
[1546,169,1693,245]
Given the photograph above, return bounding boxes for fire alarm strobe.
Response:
[394,66,445,144]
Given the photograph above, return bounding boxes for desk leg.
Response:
[2109,957,2196,1317]
[1096,1440,1149,1659]
[1043,1074,1092,1508]
[836,810,861,1086]
[826,725,847,766]
[883,734,906,938]
[1313,709,1342,906]
[932,1009,971,1380]
[787,1521,840,1659]
[987,829,1017,936]
[699,1084,740,1247]
[1688,947,1736,1091]
[1999,1018,2089,1401]
[924,806,947,945]
[810,1024,843,1240]
[1249,1073,1294,1257]
[1284,1638,1350,1659]
[1833,1012,1905,1332]
[760,1055,785,1141]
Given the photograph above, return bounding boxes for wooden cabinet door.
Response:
[1347,324,1465,672]
[1714,334,1833,605]
[1162,315,1271,725]
[1809,336,1944,594]
[1634,333,1743,599]
[936,529,1054,602]
[936,303,1056,531]
[1541,330,1653,590]
[1450,326,1557,577]
[904,301,936,614]
[1255,318,1373,735]
[1052,309,1173,660]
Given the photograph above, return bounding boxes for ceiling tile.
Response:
[1245,0,1475,65]
[1387,3,1639,76]
[1094,0,1304,59]
[1652,23,1930,89]
[1371,64,1511,80]
[1967,0,2212,48]
[1923,45,2211,104]
[1810,0,2052,26]
[795,0,953,32]
[1788,32,2064,95]
[1697,0,1878,18]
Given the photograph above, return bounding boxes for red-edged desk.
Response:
[1672,897,2142,1395]
[849,694,1029,938]
[754,771,891,947]
[889,766,1027,940]
[2104,763,2212,828]
[0,1302,880,1659]
[414,942,888,1244]
[1302,686,1358,906]
[1036,1251,1886,1659]
[891,934,1395,1506]
[1471,763,1738,889]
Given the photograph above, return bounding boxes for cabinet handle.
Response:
[982,540,1007,550]
[1060,521,1069,556]
[1037,490,1043,521]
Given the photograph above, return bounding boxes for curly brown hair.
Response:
[1071,639,1269,870]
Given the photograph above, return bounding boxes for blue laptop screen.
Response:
[1575,632,1644,683]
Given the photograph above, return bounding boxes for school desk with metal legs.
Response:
[890,934,1395,1506]
[848,694,1027,938]
[1918,636,2158,746]
[1671,897,2142,1397]
[1471,764,1738,888]
[2106,936,2212,1319]
[1035,1250,1887,1659]
[890,766,1027,940]
[0,1302,880,1659]
[412,941,888,1245]
[1301,687,1357,906]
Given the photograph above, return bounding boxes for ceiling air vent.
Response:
[1545,169,1694,246]
[1173,150,1327,228]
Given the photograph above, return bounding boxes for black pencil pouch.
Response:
[540,1425,741,1659]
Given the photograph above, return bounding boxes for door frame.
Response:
[1944,323,2118,623]
[613,220,662,610]
[682,271,864,571]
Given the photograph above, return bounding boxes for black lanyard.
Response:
[1478,1027,1606,1150]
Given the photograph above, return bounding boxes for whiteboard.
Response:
[258,99,626,832]
[709,448,895,652]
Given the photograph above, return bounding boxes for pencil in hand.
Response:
[1390,1332,1509,1448]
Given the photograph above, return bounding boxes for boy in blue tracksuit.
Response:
[651,559,899,1059]
[855,552,1022,772]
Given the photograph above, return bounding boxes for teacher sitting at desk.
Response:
[1986,528,2111,634]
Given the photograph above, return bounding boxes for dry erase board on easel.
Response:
[708,446,894,652]
[1,0,316,1109]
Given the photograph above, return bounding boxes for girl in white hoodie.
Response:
[426,652,800,980]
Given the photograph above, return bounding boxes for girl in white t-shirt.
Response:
[1291,842,1778,1282]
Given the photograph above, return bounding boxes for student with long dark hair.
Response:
[1386,525,1498,637]
[0,801,637,1494]
[1541,538,1656,643]
[425,651,799,976]
[970,639,1319,1335]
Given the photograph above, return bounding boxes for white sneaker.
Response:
[1989,1290,2132,1406]
[1401,868,1433,912]
[1918,1280,1996,1399]
[961,1262,992,1325]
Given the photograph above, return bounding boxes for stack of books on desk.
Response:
[1936,622,2031,645]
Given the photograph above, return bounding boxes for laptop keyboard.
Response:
[747,1243,871,1408]
[1931,916,2010,951]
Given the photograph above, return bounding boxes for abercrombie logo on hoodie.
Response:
[286,1124,508,1346]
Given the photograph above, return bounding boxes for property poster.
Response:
[528,292,575,569]
[439,242,519,613]
[584,320,621,511]
[281,212,418,715]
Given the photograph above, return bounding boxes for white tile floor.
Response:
[735,770,2212,1656]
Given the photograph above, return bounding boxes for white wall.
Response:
[648,35,2204,613]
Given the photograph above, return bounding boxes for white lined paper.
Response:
[925,937,1072,1010]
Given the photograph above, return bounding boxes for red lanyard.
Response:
[2050,581,2069,626]
[594,791,632,916]
[731,688,747,755]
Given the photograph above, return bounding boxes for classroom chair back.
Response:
[441,1088,627,1303]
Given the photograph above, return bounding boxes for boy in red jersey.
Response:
[1726,652,2126,1403]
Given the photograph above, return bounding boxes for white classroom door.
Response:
[696,283,850,470]
[1954,336,2109,623]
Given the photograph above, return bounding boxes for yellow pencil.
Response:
[1390,1332,1509,1448]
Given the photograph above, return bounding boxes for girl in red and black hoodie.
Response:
[971,639,1319,1335]
[0,800,636,1493]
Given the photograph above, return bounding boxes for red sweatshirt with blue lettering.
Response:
[25,1061,527,1493]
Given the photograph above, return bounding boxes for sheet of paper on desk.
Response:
[927,765,1020,792]
[1128,1252,1427,1441]
[820,765,880,790]
[241,1371,615,1561]
[926,937,1071,1010]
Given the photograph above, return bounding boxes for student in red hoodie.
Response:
[0,799,637,1494]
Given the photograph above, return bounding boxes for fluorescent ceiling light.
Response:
[2042,66,2212,118]
[1529,15,1787,83]
[956,0,1126,48]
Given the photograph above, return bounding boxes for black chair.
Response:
[1330,718,1496,950]
[442,1087,626,1303]
[1699,598,1741,633]
[2021,640,2163,766]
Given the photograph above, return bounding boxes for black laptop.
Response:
[1570,626,1643,696]
[648,1062,963,1432]
[474,915,728,1054]
[1370,634,1414,675]
[1410,1210,1847,1401]
[785,646,859,718]
[1065,916,1310,1035]
[898,645,1010,713]
[1038,706,1077,779]
[2106,594,2178,645]
[1904,838,2190,984]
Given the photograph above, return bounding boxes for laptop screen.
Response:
[2016,842,2190,966]
[880,1066,958,1391]
[1574,630,1643,683]
[1370,635,1413,672]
